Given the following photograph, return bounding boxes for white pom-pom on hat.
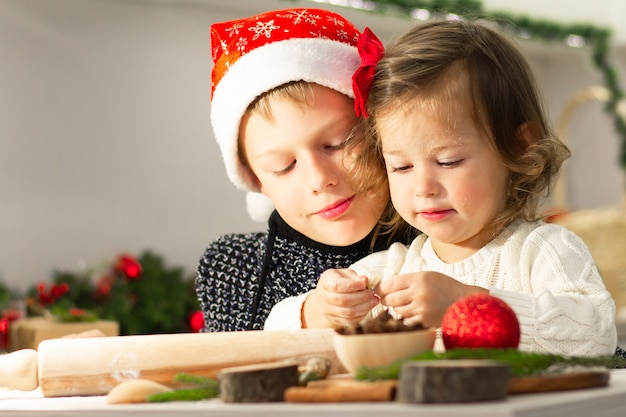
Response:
[245,192,275,223]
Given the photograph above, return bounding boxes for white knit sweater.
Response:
[265,220,617,356]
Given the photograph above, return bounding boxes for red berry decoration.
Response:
[441,293,520,350]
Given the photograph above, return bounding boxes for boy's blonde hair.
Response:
[351,19,571,235]
[238,81,314,175]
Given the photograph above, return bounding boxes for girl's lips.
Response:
[420,209,454,221]
[317,196,355,219]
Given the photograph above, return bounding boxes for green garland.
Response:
[306,0,626,170]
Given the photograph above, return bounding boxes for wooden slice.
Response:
[218,361,299,403]
[396,359,510,403]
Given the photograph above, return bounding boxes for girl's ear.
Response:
[516,121,540,149]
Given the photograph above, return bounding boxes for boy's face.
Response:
[241,85,386,246]
[378,89,509,262]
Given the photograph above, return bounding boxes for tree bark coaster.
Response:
[396,359,510,403]
[218,361,300,403]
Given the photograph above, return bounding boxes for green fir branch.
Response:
[147,373,220,402]
[173,373,219,386]
[147,387,219,402]
[354,348,626,381]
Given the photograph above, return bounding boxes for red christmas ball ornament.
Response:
[441,293,520,350]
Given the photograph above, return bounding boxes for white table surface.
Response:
[1,369,626,417]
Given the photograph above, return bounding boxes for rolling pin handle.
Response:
[0,348,39,391]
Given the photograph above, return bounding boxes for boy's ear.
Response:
[250,173,262,190]
[516,121,540,149]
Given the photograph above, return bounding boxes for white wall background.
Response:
[1,0,625,292]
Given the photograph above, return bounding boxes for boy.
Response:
[197,8,414,331]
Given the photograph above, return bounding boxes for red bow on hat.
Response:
[352,27,385,118]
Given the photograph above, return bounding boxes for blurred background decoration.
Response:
[1,250,201,351]
[550,85,626,317]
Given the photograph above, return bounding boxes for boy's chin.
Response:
[312,222,375,247]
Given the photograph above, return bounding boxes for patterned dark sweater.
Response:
[195,211,400,332]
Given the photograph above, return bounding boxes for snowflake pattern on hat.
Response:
[211,8,359,98]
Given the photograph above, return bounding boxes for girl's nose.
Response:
[413,166,438,198]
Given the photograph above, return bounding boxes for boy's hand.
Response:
[302,268,380,329]
[376,271,487,328]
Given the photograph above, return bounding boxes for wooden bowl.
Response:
[333,328,436,374]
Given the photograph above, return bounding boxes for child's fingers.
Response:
[319,268,369,293]
[375,274,411,299]
[324,295,379,327]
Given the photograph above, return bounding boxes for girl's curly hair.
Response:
[348,19,570,236]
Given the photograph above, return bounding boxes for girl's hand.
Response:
[375,271,487,328]
[302,268,380,329]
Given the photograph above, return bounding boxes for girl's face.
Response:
[241,84,387,246]
[377,92,509,263]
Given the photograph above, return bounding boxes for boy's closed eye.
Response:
[438,158,463,168]
[389,164,413,173]
[272,160,296,176]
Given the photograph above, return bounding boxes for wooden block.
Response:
[218,361,299,403]
[508,370,610,394]
[9,317,119,351]
[396,359,510,403]
[285,379,397,402]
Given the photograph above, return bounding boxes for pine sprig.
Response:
[354,348,626,381]
[147,373,220,402]
[173,373,218,386]
[147,387,219,402]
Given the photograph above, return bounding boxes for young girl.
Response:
[196,8,414,332]
[266,19,617,356]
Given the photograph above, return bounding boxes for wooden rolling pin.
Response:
[0,329,341,397]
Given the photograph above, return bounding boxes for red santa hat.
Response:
[210,8,362,222]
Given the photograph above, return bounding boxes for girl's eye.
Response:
[325,140,348,152]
